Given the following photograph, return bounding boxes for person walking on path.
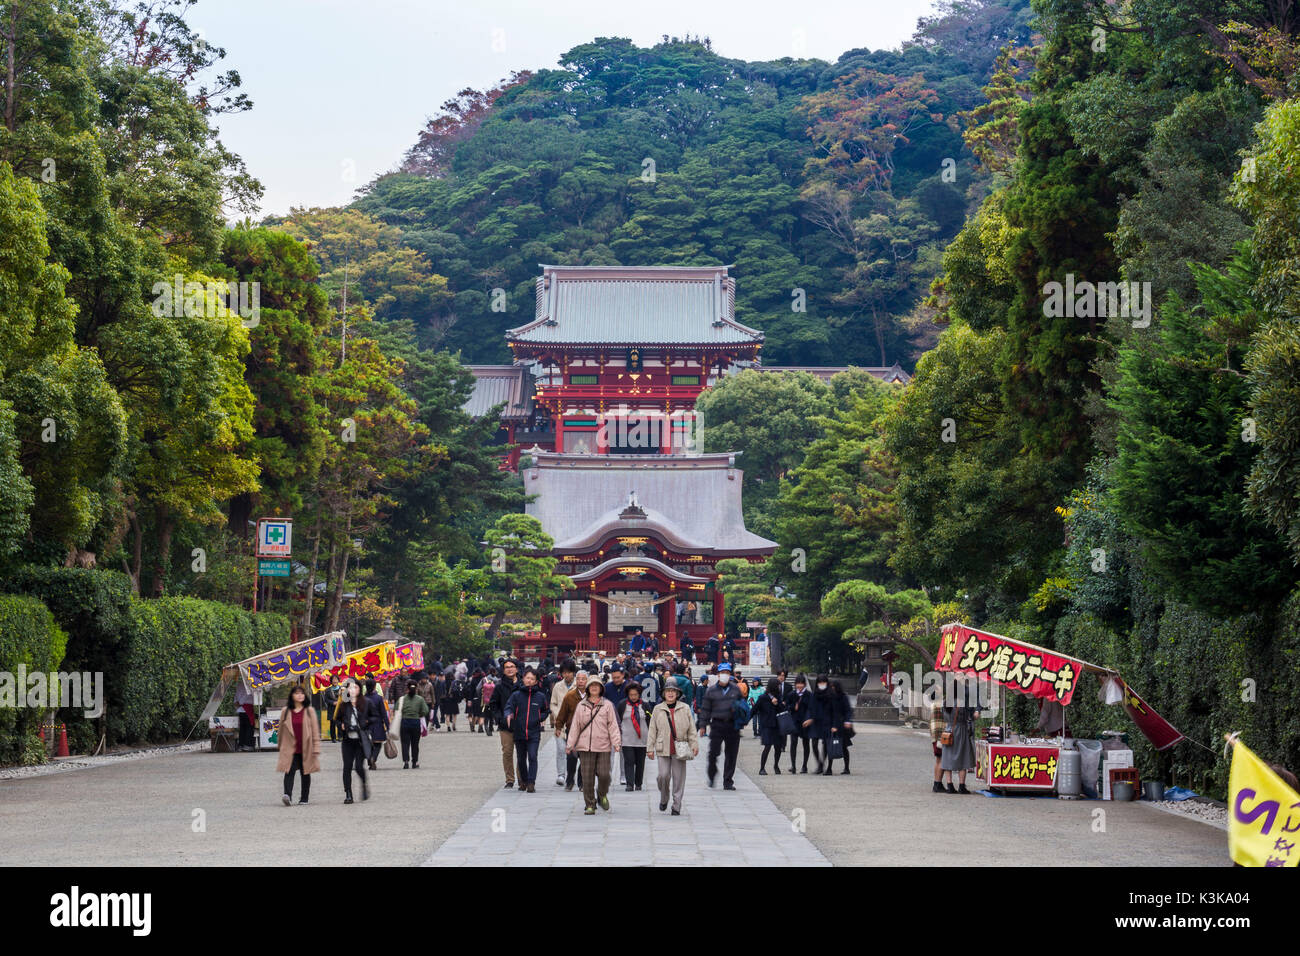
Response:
[616,682,653,791]
[489,659,520,789]
[398,679,430,769]
[566,677,621,814]
[333,679,371,803]
[802,674,836,774]
[278,684,320,805]
[788,675,814,773]
[554,670,588,791]
[698,662,742,790]
[753,677,788,775]
[429,672,446,730]
[549,661,578,786]
[822,679,854,775]
[504,667,548,792]
[441,672,463,732]
[363,679,389,771]
[465,667,485,733]
[646,680,698,814]
[478,670,498,736]
[416,673,436,724]
[321,676,341,743]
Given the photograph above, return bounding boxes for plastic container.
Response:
[1142,780,1165,801]
[1112,781,1136,802]
[1056,748,1082,799]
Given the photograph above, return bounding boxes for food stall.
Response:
[936,623,1186,798]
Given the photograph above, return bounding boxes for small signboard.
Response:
[258,559,291,578]
[257,518,292,557]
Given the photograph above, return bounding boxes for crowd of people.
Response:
[273,641,859,811]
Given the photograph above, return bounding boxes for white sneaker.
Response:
[556,775,564,786]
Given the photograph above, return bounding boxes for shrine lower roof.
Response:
[523,451,777,556]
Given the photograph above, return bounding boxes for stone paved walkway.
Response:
[424,736,829,866]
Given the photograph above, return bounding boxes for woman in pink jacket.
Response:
[566,677,621,814]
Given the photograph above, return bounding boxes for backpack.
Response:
[480,679,496,705]
[733,695,752,731]
[449,679,465,702]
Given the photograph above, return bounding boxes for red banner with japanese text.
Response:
[308,642,398,694]
[936,623,1083,706]
[1121,680,1185,751]
[985,745,1059,789]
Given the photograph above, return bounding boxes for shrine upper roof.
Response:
[523,450,777,556]
[507,265,764,348]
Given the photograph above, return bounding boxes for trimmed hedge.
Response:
[1043,592,1300,801]
[0,594,68,765]
[8,566,133,752]
[121,596,289,742]
[6,566,288,752]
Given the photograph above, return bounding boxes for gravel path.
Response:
[745,723,1229,866]
[0,726,504,866]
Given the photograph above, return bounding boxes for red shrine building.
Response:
[463,264,910,660]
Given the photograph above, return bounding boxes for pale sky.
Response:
[199,0,942,218]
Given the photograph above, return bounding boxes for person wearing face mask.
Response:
[697,662,743,790]
[803,674,837,774]
[787,675,814,773]
[647,680,699,814]
[333,679,371,803]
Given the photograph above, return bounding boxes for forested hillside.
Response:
[350,1,1036,367]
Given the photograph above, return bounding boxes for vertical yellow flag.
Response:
[1228,739,1300,867]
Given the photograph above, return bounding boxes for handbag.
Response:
[667,705,693,760]
[419,716,428,737]
[829,734,845,760]
[940,725,954,747]
[777,710,796,737]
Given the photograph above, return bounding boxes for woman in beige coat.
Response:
[565,678,621,814]
[647,681,699,815]
[276,684,321,805]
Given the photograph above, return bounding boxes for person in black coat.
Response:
[786,674,814,773]
[362,678,389,771]
[753,677,788,775]
[333,680,371,803]
[705,635,720,665]
[805,675,854,776]
[680,633,695,664]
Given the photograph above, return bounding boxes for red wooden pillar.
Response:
[664,587,677,650]
[713,588,725,637]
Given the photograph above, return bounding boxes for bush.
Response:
[119,597,288,742]
[0,594,68,765]
[5,566,289,752]
[8,566,133,752]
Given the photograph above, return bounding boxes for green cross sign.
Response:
[258,519,292,556]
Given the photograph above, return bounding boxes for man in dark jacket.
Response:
[489,659,520,789]
[698,663,742,790]
[680,633,695,664]
[705,635,720,665]
[504,667,548,792]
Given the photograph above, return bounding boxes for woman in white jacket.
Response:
[646,681,699,815]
